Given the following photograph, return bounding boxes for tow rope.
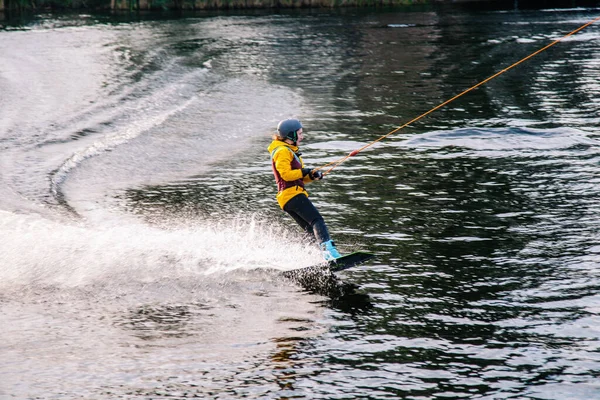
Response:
[318,15,600,176]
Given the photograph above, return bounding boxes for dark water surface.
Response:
[1,4,600,399]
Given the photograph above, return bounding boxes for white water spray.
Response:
[0,211,321,293]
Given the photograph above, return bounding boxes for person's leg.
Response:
[283,195,341,260]
[284,207,315,241]
[284,194,329,242]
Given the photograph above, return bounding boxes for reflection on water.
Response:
[1,3,600,399]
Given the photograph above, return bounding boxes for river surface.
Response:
[1,4,600,399]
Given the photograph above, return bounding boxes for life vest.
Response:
[270,146,305,193]
[267,140,311,209]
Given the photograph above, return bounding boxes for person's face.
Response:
[296,128,304,145]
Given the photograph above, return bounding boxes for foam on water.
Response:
[397,126,598,157]
[49,86,198,201]
[0,210,321,296]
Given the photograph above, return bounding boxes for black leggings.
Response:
[283,194,331,244]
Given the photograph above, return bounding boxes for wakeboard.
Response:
[281,251,374,279]
[328,251,375,272]
[280,251,375,296]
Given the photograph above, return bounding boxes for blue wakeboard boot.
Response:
[320,240,342,261]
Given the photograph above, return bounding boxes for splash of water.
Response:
[0,211,321,295]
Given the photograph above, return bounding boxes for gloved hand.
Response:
[311,170,323,180]
[302,168,323,180]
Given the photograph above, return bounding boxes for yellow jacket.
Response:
[268,140,315,209]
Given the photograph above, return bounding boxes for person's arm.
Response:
[274,150,304,182]
[299,156,322,183]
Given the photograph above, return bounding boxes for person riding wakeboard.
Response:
[268,118,342,261]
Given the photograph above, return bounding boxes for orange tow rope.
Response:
[318,15,600,176]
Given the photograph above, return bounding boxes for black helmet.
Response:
[277,118,303,143]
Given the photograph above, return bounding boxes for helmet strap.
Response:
[289,130,298,144]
